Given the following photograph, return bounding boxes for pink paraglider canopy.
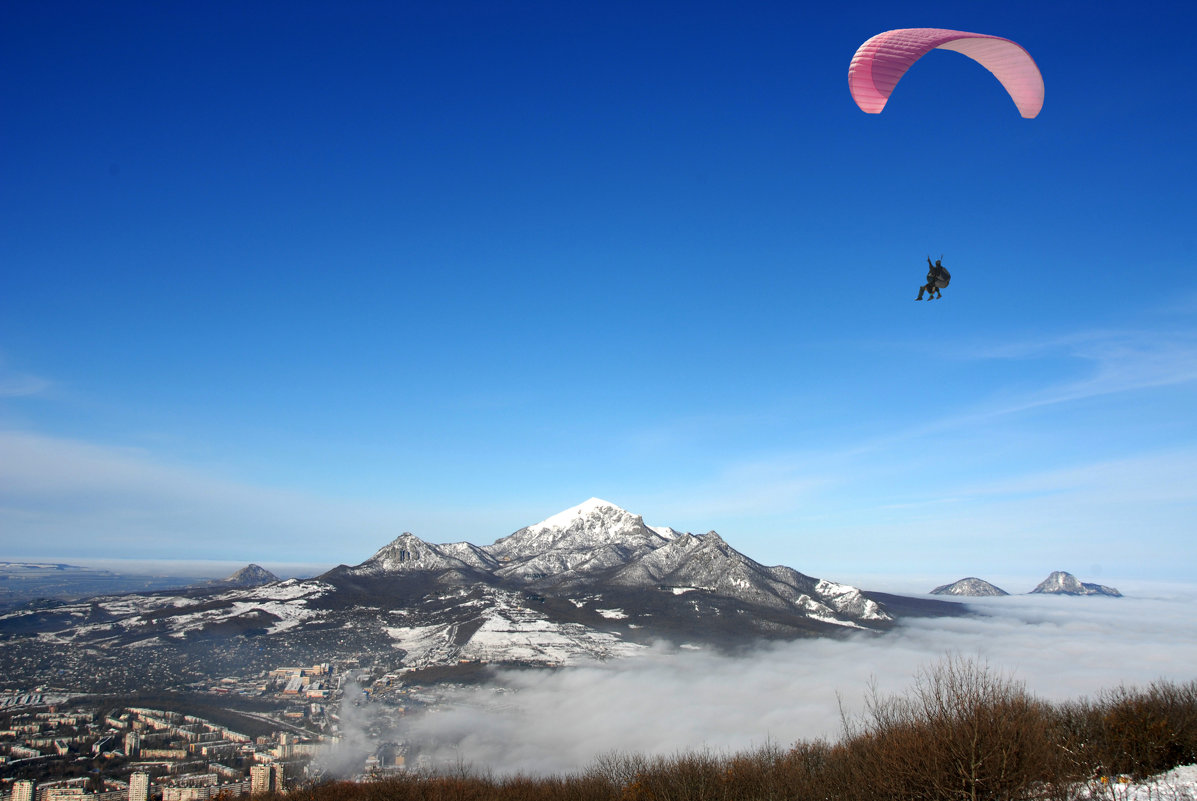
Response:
[848,28,1044,118]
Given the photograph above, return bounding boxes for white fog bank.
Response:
[387,586,1197,775]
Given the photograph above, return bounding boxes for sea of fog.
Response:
[330,583,1197,776]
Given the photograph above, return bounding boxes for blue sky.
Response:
[2,1,1195,584]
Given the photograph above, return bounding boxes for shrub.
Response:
[1057,679,1197,781]
[837,656,1065,801]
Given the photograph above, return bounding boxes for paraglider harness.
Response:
[927,256,950,289]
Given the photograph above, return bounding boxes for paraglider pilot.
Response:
[917,256,950,300]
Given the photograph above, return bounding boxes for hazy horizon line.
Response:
[4,555,1194,599]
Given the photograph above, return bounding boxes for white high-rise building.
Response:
[13,781,36,801]
[129,772,151,801]
[124,732,141,757]
[249,765,273,795]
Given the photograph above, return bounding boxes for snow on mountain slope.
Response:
[609,531,710,585]
[383,586,644,667]
[811,579,889,621]
[612,531,770,596]
[1031,571,1122,597]
[383,622,460,667]
[931,577,1010,596]
[456,600,642,665]
[335,498,894,628]
[350,533,487,575]
[487,498,670,583]
[609,529,889,624]
[26,579,336,646]
[489,499,661,555]
[439,541,501,571]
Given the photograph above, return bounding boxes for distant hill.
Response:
[1031,571,1121,597]
[930,577,1010,597]
[204,564,280,588]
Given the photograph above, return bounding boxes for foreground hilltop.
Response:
[0,499,961,691]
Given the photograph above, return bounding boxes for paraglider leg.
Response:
[916,283,930,300]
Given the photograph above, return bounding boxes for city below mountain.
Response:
[0,499,964,693]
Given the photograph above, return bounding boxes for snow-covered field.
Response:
[1080,765,1197,800]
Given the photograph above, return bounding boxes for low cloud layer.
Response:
[377,588,1197,776]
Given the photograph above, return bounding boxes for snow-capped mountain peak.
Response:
[486,498,666,566]
[531,497,628,530]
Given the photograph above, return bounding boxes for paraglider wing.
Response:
[848,28,1044,118]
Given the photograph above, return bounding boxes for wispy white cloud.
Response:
[606,325,1197,577]
[0,366,51,398]
[633,457,834,524]
[732,329,1192,483]
[0,429,412,562]
[948,326,1197,404]
[2,323,1194,571]
[1157,290,1197,316]
[0,428,585,561]
[948,449,1197,506]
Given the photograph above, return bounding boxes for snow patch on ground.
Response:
[163,599,321,637]
[1076,764,1197,800]
[458,608,642,665]
[384,624,459,667]
[648,526,683,540]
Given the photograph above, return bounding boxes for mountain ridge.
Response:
[0,499,963,692]
[332,499,889,622]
